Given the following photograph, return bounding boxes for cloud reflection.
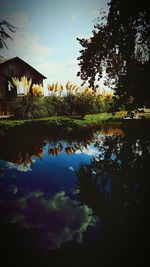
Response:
[0,190,97,250]
[5,161,32,172]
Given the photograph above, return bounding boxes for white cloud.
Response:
[0,11,108,95]
[75,147,99,156]
[1,28,52,95]
[68,166,75,172]
[0,190,97,250]
[1,27,80,94]
[8,32,51,59]
[0,11,32,29]
[6,161,32,172]
[43,59,79,82]
[0,11,81,94]
[1,11,52,67]
[40,58,81,95]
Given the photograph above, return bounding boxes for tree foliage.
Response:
[0,20,16,55]
[77,0,150,107]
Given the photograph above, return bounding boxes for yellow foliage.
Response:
[66,80,72,90]
[47,82,63,92]
[11,77,20,90]
[21,75,32,95]
[32,83,43,97]
[10,76,32,95]
[47,84,52,91]
[66,81,80,93]
[98,89,114,100]
[34,147,44,159]
[104,91,114,100]
[54,82,62,91]
[100,128,124,137]
[84,87,94,95]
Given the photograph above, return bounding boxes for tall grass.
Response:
[11,79,115,119]
[12,96,48,119]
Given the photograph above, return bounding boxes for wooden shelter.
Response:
[0,57,46,115]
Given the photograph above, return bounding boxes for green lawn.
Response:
[0,111,150,131]
[0,111,126,129]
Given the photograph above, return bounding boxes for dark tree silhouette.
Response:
[0,20,16,56]
[76,123,150,263]
[77,0,150,108]
[77,132,150,216]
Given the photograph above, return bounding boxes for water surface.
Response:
[0,122,149,265]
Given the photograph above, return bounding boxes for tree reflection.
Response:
[0,123,125,167]
[0,122,149,264]
[76,124,150,231]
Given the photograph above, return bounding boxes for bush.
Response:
[45,96,69,116]
[45,94,96,118]
[64,94,78,116]
[64,93,96,118]
[11,91,116,120]
[12,95,48,119]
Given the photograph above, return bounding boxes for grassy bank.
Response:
[1,111,150,131]
[0,112,126,129]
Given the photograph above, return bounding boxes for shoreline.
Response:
[0,112,150,131]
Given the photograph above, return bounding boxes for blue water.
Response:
[0,141,99,196]
[0,123,149,265]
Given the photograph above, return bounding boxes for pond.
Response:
[0,122,149,266]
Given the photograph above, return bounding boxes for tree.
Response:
[77,0,150,108]
[0,20,16,56]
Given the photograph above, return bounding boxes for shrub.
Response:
[64,94,78,116]
[64,93,96,118]
[12,95,48,119]
[45,96,69,116]
[45,94,96,118]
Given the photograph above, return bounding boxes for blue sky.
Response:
[0,0,109,93]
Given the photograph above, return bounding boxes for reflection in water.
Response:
[6,160,33,172]
[0,122,149,265]
[77,125,150,234]
[0,125,124,170]
[0,190,96,250]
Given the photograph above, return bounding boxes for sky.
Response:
[0,0,109,94]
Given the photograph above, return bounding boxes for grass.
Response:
[1,111,150,130]
[0,112,126,129]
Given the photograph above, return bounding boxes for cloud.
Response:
[8,185,18,194]
[1,11,79,87]
[0,11,32,29]
[1,28,53,95]
[0,190,97,250]
[5,161,32,172]
[75,147,99,156]
[0,11,51,66]
[2,31,51,62]
[8,11,32,29]
[40,58,80,82]
[68,166,75,172]
[40,58,81,95]
[0,13,80,94]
